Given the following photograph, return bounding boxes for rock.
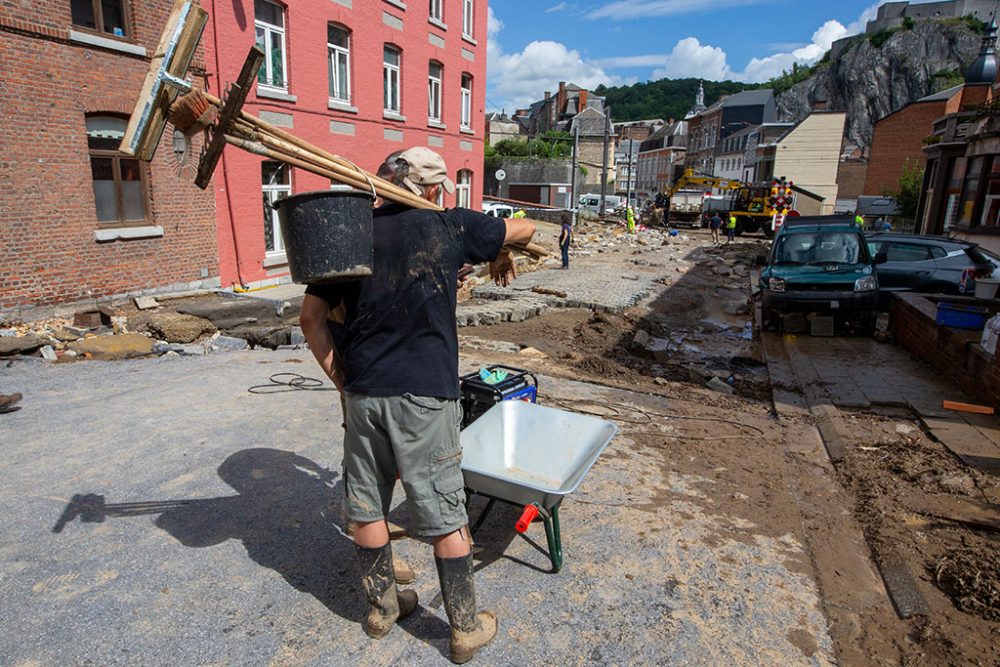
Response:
[687,366,713,385]
[153,342,185,355]
[67,333,154,360]
[73,310,107,329]
[714,265,733,276]
[39,345,57,361]
[620,274,640,281]
[935,472,977,496]
[50,327,83,342]
[654,377,669,386]
[518,346,548,359]
[134,296,160,310]
[632,330,651,349]
[0,334,49,356]
[705,376,736,395]
[895,423,918,436]
[139,311,217,344]
[723,300,751,316]
[224,325,290,349]
[213,335,249,352]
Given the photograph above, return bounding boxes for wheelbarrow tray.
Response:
[460,400,617,510]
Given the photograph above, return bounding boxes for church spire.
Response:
[964,18,998,85]
[686,81,707,118]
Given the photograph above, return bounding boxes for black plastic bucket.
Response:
[272,189,374,284]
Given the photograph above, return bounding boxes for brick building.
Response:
[864,85,962,197]
[0,1,219,318]
[205,0,488,288]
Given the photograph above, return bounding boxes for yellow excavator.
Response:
[663,169,778,237]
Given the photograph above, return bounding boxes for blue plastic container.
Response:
[935,302,989,329]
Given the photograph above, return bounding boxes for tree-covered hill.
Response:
[595,78,764,123]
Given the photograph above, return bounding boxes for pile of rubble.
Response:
[0,300,270,363]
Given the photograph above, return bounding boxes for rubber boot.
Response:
[436,554,498,664]
[356,543,418,639]
[346,521,415,584]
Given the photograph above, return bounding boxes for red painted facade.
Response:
[203,0,488,288]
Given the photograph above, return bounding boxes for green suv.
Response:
[758,216,883,333]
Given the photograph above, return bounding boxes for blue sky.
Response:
[486,0,896,112]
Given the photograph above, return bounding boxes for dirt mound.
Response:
[573,354,643,382]
[934,547,1000,622]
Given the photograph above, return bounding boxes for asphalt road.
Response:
[0,348,834,666]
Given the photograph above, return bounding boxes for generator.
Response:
[459,365,538,428]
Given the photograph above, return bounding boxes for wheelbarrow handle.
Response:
[515,504,540,533]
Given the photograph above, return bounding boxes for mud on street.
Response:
[461,219,1000,666]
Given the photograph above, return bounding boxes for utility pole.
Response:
[599,106,610,217]
[570,125,579,225]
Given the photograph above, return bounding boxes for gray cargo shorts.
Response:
[342,392,467,537]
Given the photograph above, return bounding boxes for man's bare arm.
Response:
[300,293,345,392]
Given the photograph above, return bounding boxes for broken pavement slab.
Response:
[0,334,50,356]
[67,333,154,360]
[136,311,217,344]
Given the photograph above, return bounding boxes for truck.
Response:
[666,190,704,227]
[663,169,791,237]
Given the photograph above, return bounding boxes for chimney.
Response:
[544,91,551,99]
[558,81,567,114]
[579,90,588,109]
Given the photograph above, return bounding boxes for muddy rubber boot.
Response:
[356,543,418,639]
[393,557,416,585]
[436,554,498,664]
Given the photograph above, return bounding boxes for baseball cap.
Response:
[396,147,456,195]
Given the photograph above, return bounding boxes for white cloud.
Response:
[651,37,733,80]
[545,2,569,13]
[648,2,880,82]
[587,0,769,20]
[486,7,618,112]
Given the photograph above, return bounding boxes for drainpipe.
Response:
[570,125,579,225]
[210,0,248,289]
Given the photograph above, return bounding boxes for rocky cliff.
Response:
[777,20,984,153]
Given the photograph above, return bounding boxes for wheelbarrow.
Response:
[459,400,617,572]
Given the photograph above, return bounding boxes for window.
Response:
[460,74,472,130]
[462,0,474,37]
[255,0,287,90]
[327,24,351,103]
[885,242,932,262]
[86,115,148,226]
[428,61,443,122]
[430,0,443,21]
[262,162,291,255]
[71,0,129,38]
[384,46,401,113]
[456,170,472,208]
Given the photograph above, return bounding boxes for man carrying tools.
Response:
[300,147,536,664]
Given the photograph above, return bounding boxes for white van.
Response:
[578,194,624,216]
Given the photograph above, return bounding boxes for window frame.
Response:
[262,161,292,256]
[327,23,351,104]
[86,114,150,229]
[70,0,132,40]
[462,0,474,38]
[384,45,402,114]
[460,73,473,130]
[428,61,443,123]
[255,0,288,92]
[430,0,444,22]
[456,169,472,208]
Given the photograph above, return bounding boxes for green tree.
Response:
[884,160,925,219]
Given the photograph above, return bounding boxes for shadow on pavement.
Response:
[50,447,451,650]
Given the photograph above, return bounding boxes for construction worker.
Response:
[726,213,737,243]
[512,208,526,219]
[626,205,636,234]
[855,213,865,229]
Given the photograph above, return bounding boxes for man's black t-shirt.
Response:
[305,204,506,399]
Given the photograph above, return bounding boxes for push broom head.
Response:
[119,1,209,160]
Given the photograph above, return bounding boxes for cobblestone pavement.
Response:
[457,224,697,327]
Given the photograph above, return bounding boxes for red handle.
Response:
[515,504,539,533]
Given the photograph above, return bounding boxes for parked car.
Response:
[865,233,994,295]
[482,201,515,219]
[758,216,883,333]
